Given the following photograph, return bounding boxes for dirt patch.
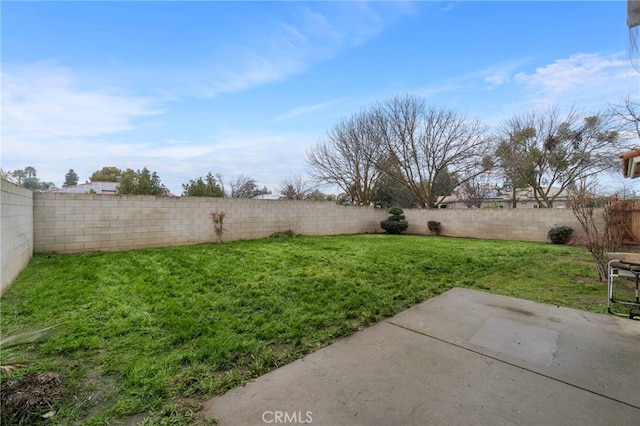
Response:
[1,371,66,424]
[76,367,121,421]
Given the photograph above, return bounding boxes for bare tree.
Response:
[454,177,493,208]
[278,175,314,200]
[228,174,271,198]
[371,94,493,208]
[609,92,640,142]
[306,111,384,205]
[570,179,631,282]
[497,106,622,208]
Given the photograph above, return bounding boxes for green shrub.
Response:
[380,207,409,234]
[547,226,573,244]
[427,221,441,236]
[270,230,298,238]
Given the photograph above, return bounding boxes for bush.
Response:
[548,226,573,244]
[270,230,298,238]
[427,221,441,236]
[380,207,409,234]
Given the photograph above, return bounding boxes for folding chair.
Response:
[607,252,640,319]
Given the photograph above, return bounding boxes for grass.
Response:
[0,234,606,425]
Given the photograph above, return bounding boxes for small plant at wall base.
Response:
[210,210,226,244]
[270,230,299,238]
[547,226,573,244]
[380,207,409,234]
[427,221,441,236]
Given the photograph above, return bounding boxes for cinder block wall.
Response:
[32,193,598,254]
[404,208,594,242]
[1,180,34,294]
[33,194,385,253]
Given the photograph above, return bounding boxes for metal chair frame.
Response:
[607,258,640,319]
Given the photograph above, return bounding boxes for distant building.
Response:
[51,181,177,197]
[52,181,118,194]
[438,186,572,209]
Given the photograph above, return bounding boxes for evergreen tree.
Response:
[182,172,224,197]
[63,169,79,187]
[118,167,167,196]
[90,166,123,182]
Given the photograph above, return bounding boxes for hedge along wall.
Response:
[1,180,34,294]
[32,192,599,254]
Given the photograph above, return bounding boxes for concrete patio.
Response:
[200,288,639,425]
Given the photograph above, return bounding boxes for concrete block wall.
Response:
[31,193,601,254]
[1,180,33,294]
[404,208,596,243]
[33,194,386,253]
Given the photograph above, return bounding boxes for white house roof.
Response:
[56,181,118,194]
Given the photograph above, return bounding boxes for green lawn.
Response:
[0,235,605,425]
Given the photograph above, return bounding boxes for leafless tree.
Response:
[454,177,493,208]
[306,111,384,205]
[609,92,640,142]
[496,106,622,208]
[228,174,271,198]
[278,175,314,200]
[370,94,493,208]
[569,179,631,282]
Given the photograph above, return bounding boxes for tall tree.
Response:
[371,173,417,208]
[182,172,224,197]
[609,93,640,142]
[306,111,384,205]
[496,106,621,208]
[63,169,79,187]
[278,175,313,200]
[371,94,493,208]
[7,167,55,191]
[24,166,37,179]
[305,189,332,202]
[118,167,167,196]
[228,175,271,198]
[495,133,533,208]
[11,169,26,184]
[90,166,123,182]
[453,176,494,208]
[432,167,459,197]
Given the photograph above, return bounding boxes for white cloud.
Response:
[1,61,160,144]
[437,2,456,14]
[166,2,414,100]
[154,129,317,195]
[273,97,350,122]
[484,71,511,86]
[513,52,636,106]
[0,61,164,187]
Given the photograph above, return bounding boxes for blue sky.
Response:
[2,1,639,195]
